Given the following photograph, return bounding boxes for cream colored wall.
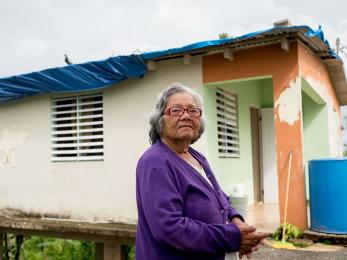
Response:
[0,57,204,223]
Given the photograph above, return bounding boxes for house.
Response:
[0,21,346,255]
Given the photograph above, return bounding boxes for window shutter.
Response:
[51,93,104,161]
[216,87,240,158]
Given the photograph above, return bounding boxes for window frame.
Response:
[215,87,240,158]
[51,93,104,162]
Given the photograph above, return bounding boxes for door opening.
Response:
[250,107,262,203]
[261,108,279,204]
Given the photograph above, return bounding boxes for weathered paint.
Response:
[203,42,308,229]
[0,128,28,168]
[298,42,343,156]
[298,42,340,109]
[274,77,302,125]
[203,42,344,230]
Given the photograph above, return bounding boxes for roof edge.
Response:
[141,25,336,61]
[324,59,347,106]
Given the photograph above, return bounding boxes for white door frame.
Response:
[261,108,279,204]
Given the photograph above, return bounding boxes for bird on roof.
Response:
[64,54,73,65]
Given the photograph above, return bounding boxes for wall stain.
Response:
[0,129,28,168]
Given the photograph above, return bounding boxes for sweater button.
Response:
[220,209,224,213]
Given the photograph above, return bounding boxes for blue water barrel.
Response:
[309,158,347,234]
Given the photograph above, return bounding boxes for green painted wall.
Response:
[203,80,267,203]
[302,90,329,199]
[259,78,274,108]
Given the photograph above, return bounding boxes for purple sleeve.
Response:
[222,191,245,222]
[138,167,241,253]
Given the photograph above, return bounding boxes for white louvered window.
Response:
[51,93,104,161]
[216,87,240,158]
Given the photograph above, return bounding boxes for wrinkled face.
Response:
[161,92,202,143]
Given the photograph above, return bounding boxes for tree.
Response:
[218,33,232,39]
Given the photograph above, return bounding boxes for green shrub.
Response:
[19,236,94,260]
[273,223,303,241]
[123,245,135,260]
[3,235,135,259]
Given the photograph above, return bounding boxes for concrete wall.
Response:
[0,57,204,223]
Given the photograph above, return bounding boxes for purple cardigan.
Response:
[135,140,243,260]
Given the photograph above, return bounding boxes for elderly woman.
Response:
[135,83,267,260]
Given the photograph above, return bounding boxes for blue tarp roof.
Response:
[0,55,147,103]
[0,25,334,104]
[141,25,336,60]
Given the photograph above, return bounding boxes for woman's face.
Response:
[161,92,202,143]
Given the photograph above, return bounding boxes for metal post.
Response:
[95,242,124,260]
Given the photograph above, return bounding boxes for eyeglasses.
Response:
[163,107,202,117]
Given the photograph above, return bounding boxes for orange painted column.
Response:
[272,75,307,230]
[203,42,308,229]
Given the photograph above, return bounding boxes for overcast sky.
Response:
[1,0,347,143]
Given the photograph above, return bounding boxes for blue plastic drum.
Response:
[309,158,347,234]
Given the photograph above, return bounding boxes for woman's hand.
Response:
[232,218,269,259]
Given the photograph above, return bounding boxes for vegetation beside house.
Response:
[2,235,136,260]
[2,235,94,260]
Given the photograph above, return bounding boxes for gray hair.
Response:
[149,83,206,144]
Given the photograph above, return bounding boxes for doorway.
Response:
[250,107,279,204]
[260,108,278,204]
[250,107,262,203]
